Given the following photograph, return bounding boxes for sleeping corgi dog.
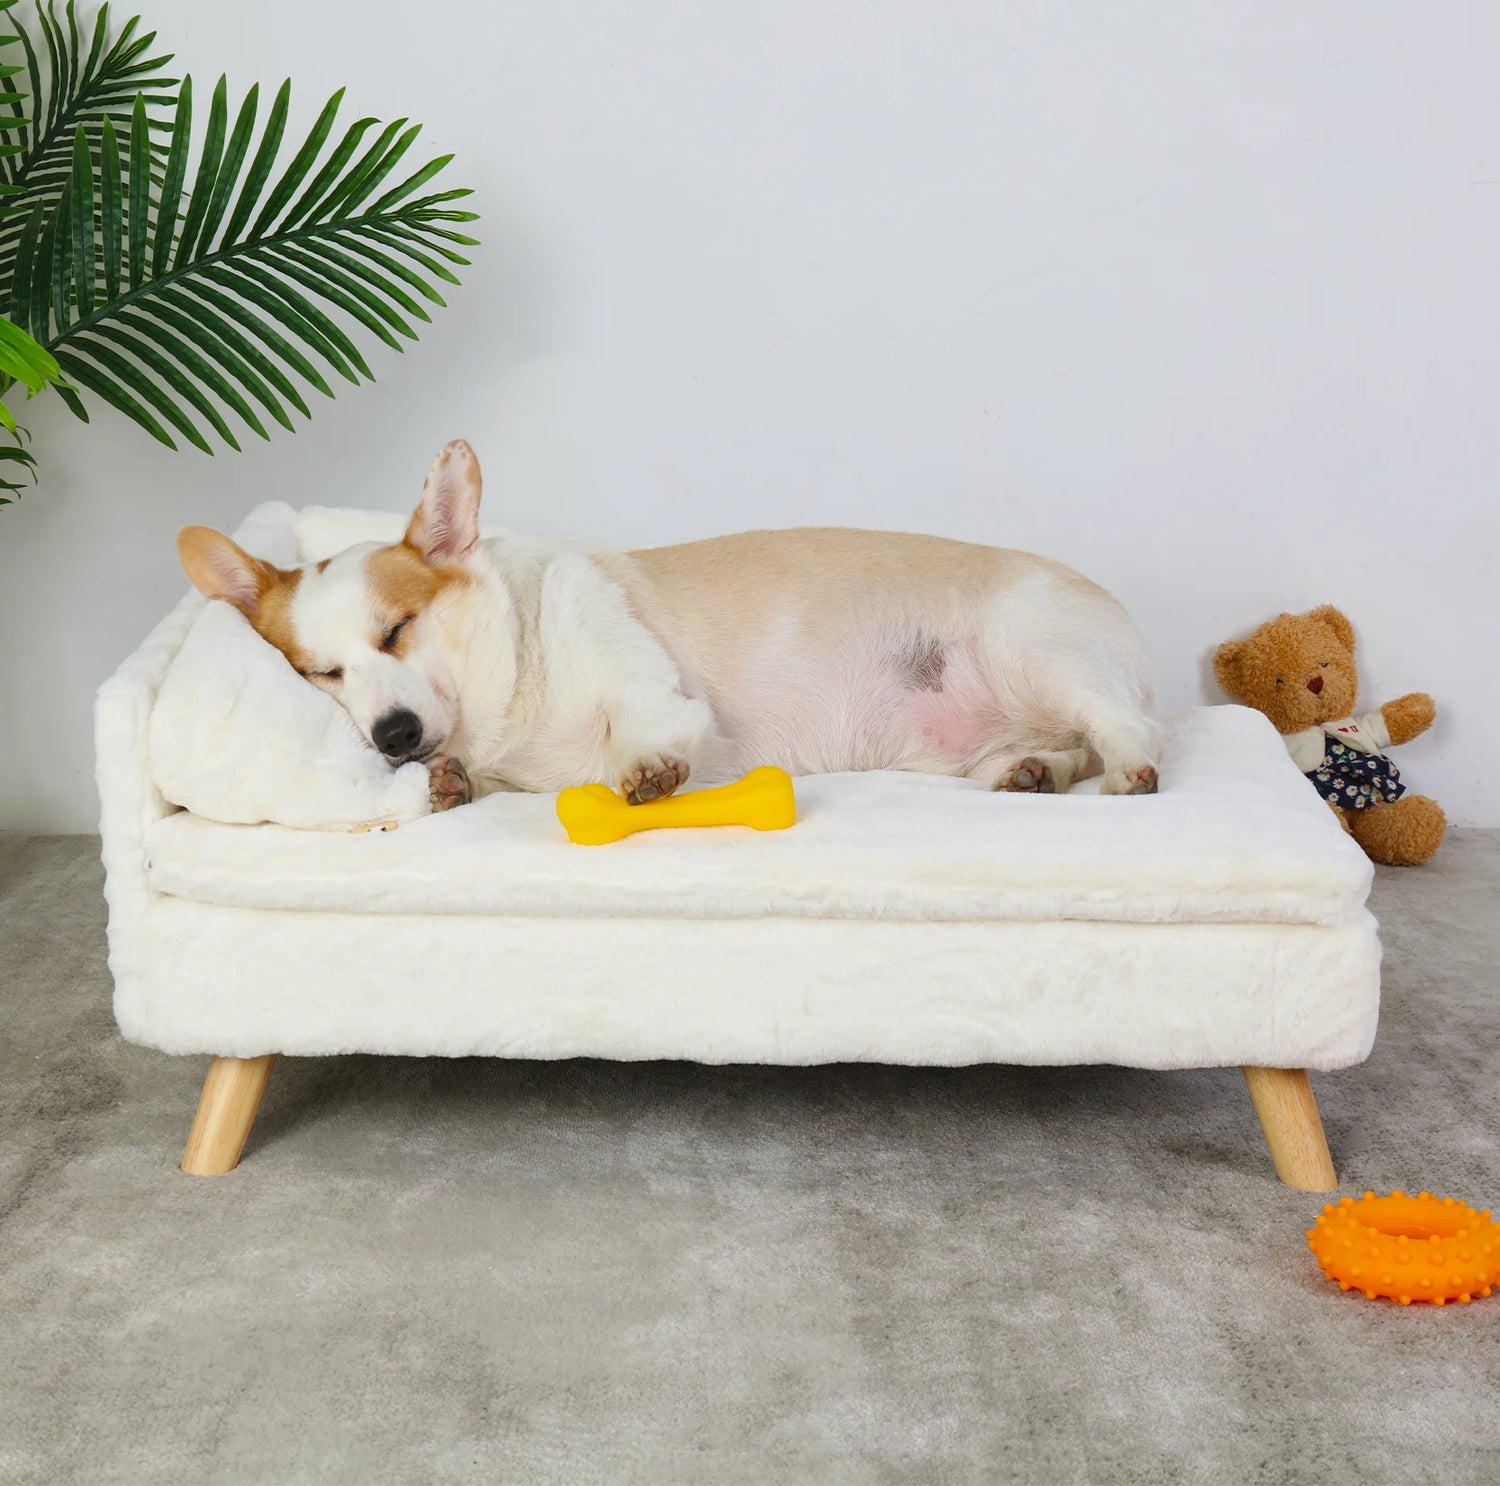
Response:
[177,439,1161,812]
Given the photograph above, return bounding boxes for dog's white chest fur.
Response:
[444,542,712,795]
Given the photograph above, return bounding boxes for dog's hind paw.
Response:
[619,754,690,805]
[994,756,1057,794]
[1101,761,1159,796]
[427,754,472,812]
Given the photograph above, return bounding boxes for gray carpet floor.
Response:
[1,833,1498,1486]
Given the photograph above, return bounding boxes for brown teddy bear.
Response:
[1213,605,1445,866]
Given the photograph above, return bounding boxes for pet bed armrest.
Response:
[94,501,300,1036]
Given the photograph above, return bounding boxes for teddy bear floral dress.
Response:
[1309,737,1405,809]
[1285,713,1405,811]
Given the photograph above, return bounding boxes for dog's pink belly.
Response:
[900,691,989,763]
[711,681,990,776]
[698,628,1003,777]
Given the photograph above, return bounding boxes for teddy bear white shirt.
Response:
[1283,710,1393,773]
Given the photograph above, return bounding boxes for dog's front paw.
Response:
[427,754,472,812]
[619,753,690,805]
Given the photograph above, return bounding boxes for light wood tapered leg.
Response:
[1242,1066,1337,1191]
[181,1054,277,1175]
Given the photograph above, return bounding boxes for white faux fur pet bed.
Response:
[96,503,1381,1189]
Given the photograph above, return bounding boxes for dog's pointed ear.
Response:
[405,439,482,564]
[1305,604,1355,654]
[177,526,281,617]
[1212,639,1244,696]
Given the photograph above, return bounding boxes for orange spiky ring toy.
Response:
[1307,1191,1500,1306]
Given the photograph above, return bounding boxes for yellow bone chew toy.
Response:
[556,765,796,845]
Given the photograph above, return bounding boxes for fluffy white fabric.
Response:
[123,897,1380,1070]
[146,505,429,830]
[146,708,1370,928]
[97,500,1383,1073]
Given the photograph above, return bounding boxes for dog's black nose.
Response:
[372,708,423,761]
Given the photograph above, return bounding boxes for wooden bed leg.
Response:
[1241,1066,1337,1191]
[181,1055,277,1175]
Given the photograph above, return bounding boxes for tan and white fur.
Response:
[177,439,1161,811]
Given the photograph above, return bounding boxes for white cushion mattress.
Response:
[145,706,1371,928]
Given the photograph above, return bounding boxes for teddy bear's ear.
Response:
[1212,640,1244,696]
[1305,604,1355,654]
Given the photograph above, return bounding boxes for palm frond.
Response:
[0,2,177,301]
[0,7,476,478]
[30,72,475,451]
[0,301,60,389]
[0,426,38,500]
[0,309,58,500]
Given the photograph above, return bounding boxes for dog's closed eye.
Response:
[381,615,415,652]
[299,667,343,684]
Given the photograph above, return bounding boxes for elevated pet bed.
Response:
[96,504,1380,1189]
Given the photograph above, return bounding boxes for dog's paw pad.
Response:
[994,756,1056,794]
[620,754,690,805]
[427,755,472,812]
[1103,762,1159,796]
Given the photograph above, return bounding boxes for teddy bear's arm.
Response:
[1380,692,1436,746]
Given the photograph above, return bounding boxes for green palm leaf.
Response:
[0,308,61,500]
[0,301,58,389]
[0,435,39,502]
[34,70,476,452]
[0,6,476,476]
[0,2,178,302]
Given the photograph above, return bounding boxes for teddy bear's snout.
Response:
[1307,675,1324,694]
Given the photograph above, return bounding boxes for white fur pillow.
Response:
[148,513,430,831]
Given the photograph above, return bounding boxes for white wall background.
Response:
[2,0,1497,832]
